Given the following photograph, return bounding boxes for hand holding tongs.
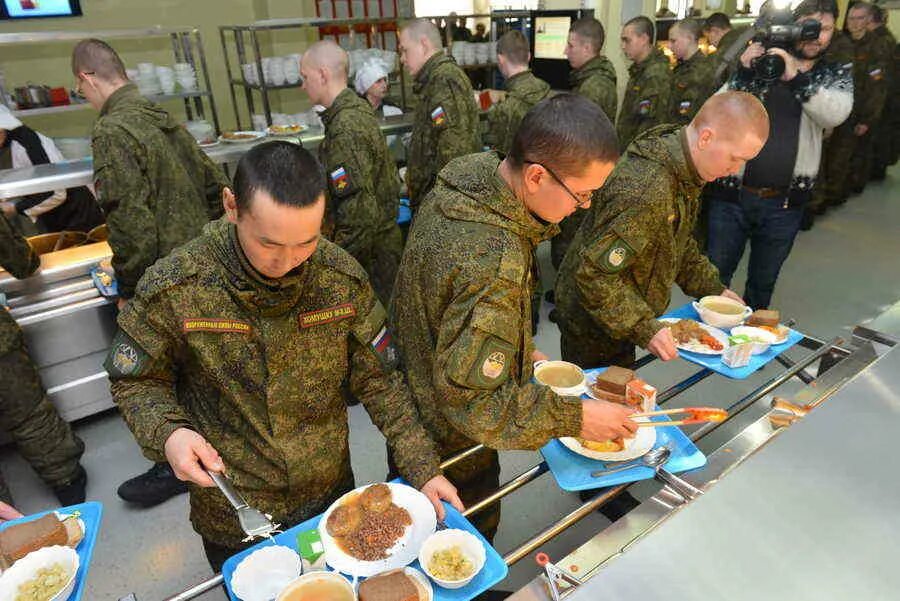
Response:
[207,470,282,542]
[631,406,728,427]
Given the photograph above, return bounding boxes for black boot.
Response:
[117,462,188,507]
[53,465,87,507]
[799,209,815,231]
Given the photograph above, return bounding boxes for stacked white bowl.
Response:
[174,62,198,92]
[135,62,161,96]
[251,114,268,132]
[284,54,302,84]
[156,66,176,95]
[242,63,261,86]
[474,43,491,64]
[451,41,469,65]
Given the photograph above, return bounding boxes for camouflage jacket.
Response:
[485,70,553,154]
[569,55,618,122]
[92,83,230,299]
[617,49,673,151]
[0,214,39,355]
[669,50,716,125]
[107,218,441,547]
[711,26,749,87]
[407,53,481,211]
[555,126,724,354]
[391,152,583,457]
[849,31,893,126]
[319,88,402,264]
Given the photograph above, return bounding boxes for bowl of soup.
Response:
[693,295,752,329]
[277,572,356,601]
[534,360,585,396]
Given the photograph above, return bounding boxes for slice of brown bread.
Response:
[359,570,419,601]
[747,309,780,328]
[0,514,67,569]
[593,366,635,396]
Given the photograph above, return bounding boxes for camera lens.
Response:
[753,53,785,81]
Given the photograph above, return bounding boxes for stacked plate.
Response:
[473,43,491,64]
[283,54,302,84]
[174,62,198,92]
[156,66,176,95]
[135,62,161,96]
[451,41,469,65]
[242,63,260,86]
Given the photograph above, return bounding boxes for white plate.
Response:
[659,318,729,355]
[198,140,220,148]
[218,131,267,144]
[559,417,656,461]
[266,124,306,137]
[319,482,436,578]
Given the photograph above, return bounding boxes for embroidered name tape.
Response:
[183,318,252,334]
[299,303,356,328]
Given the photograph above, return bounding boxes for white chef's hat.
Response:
[354,61,389,96]
[0,105,22,131]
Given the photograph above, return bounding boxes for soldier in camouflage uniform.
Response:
[392,96,638,538]
[73,39,231,506]
[73,39,229,302]
[106,142,461,571]
[399,19,481,212]
[0,214,86,507]
[705,13,749,88]
[485,30,553,155]
[555,93,767,367]
[668,19,717,125]
[553,17,619,274]
[867,5,897,181]
[301,41,403,305]
[815,3,890,208]
[846,3,893,195]
[617,17,673,151]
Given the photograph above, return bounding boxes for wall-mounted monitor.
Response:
[1,0,82,20]
[530,9,593,90]
[533,15,571,60]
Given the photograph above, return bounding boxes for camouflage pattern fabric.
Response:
[0,214,84,496]
[568,55,618,122]
[669,50,716,125]
[555,126,724,367]
[485,70,553,155]
[617,49,673,151]
[319,88,403,305]
[407,53,481,212]
[91,83,230,299]
[391,152,583,462]
[107,217,442,548]
[710,26,749,88]
[869,25,897,178]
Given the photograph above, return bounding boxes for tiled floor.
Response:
[3,167,899,600]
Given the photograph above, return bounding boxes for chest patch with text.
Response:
[299,303,356,328]
[182,318,252,334]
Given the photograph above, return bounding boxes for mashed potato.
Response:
[428,546,474,581]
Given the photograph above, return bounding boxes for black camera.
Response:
[751,7,821,80]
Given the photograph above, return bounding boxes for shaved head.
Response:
[401,18,443,49]
[302,40,348,80]
[687,91,769,182]
[694,92,769,142]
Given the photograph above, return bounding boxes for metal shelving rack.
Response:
[0,27,220,134]
[219,3,406,130]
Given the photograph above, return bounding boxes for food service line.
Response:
[155,322,846,601]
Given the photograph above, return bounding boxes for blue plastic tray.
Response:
[662,302,804,380]
[398,197,411,225]
[222,498,507,601]
[541,367,706,491]
[0,501,103,601]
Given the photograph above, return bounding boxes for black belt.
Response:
[742,185,788,199]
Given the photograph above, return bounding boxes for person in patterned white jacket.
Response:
[703,0,852,310]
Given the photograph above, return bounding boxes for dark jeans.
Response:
[706,187,804,310]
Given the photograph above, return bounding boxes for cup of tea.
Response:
[534,360,586,397]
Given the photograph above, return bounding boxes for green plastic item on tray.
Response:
[296,528,324,563]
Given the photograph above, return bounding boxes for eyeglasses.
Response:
[73,72,95,99]
[525,161,593,208]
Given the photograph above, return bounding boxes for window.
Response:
[414,0,474,16]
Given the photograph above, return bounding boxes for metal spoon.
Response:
[645,448,704,501]
[591,445,670,478]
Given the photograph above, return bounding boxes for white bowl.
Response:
[533,360,585,397]
[276,571,356,601]
[0,545,79,601]
[693,296,752,329]
[418,529,486,589]
[731,326,777,355]
[231,545,303,601]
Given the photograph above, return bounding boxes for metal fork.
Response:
[207,471,281,542]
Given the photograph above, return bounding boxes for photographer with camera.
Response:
[703,0,852,310]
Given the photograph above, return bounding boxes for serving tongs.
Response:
[631,406,728,427]
[207,470,282,542]
[536,552,582,601]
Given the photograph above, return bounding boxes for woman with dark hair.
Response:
[0,106,103,233]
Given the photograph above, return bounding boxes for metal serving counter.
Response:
[0,114,415,199]
[562,343,900,601]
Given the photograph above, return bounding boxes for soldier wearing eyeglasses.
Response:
[390,95,637,541]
